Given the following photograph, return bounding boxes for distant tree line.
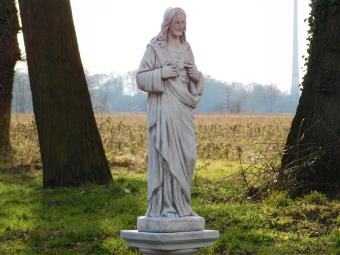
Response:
[12,70,299,113]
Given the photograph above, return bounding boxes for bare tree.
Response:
[12,71,32,112]
[223,83,248,113]
[19,0,112,187]
[281,1,340,195]
[263,84,281,113]
[0,0,20,162]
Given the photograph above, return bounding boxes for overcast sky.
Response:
[18,0,311,93]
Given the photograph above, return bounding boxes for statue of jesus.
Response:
[136,7,204,218]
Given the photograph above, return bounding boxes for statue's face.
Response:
[168,13,186,37]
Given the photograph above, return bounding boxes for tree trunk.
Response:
[18,0,113,187]
[0,0,20,162]
[281,1,340,195]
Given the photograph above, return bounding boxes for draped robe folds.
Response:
[136,41,204,217]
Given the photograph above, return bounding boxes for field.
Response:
[1,114,339,254]
[8,113,293,168]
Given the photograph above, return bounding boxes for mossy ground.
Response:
[2,114,339,254]
[0,161,339,255]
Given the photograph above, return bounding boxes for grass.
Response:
[8,113,292,167]
[1,114,339,254]
[0,167,146,255]
[0,163,339,254]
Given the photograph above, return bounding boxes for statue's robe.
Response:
[136,40,204,217]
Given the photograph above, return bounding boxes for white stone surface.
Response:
[120,7,219,255]
[137,216,205,233]
[121,230,219,254]
[136,7,204,218]
[140,248,197,254]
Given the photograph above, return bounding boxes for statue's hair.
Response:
[151,7,186,47]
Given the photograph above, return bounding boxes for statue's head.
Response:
[153,7,187,46]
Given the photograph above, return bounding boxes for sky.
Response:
[17,0,311,93]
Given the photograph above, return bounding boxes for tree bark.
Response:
[0,0,20,162]
[18,0,113,187]
[281,1,340,195]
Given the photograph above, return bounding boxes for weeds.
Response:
[2,114,339,254]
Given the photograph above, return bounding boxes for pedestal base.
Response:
[140,248,197,254]
[120,230,219,255]
[137,216,205,232]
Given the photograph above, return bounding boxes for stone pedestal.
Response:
[121,217,219,255]
[137,216,205,233]
[121,229,219,255]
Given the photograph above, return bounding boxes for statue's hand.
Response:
[161,65,178,79]
[185,64,200,83]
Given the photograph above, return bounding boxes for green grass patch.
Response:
[0,161,339,254]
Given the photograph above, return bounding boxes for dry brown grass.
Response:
[195,113,293,124]
[11,113,293,126]
[9,113,293,168]
[11,113,35,124]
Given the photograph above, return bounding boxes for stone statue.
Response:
[121,8,218,254]
[136,7,204,218]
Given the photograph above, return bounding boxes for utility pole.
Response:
[290,0,300,99]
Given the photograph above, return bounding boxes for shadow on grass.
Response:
[1,166,339,255]
[0,168,146,254]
